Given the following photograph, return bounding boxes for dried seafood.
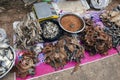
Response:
[14,13,43,49]
[100,5,120,54]
[0,28,6,42]
[40,20,61,42]
[0,28,9,43]
[0,28,15,78]
[100,11,120,27]
[80,22,112,55]
[0,43,15,77]
[42,35,84,73]
[104,24,120,49]
[100,7,120,54]
[15,51,38,78]
[113,5,120,11]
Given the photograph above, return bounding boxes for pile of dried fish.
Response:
[104,25,120,49]
[0,28,15,78]
[43,35,84,73]
[100,11,120,27]
[80,21,112,55]
[40,20,61,42]
[0,28,6,42]
[0,43,15,78]
[0,28,9,43]
[100,7,120,54]
[14,13,43,49]
[15,51,38,78]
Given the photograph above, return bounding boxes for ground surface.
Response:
[0,0,120,80]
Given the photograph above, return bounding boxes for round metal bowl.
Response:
[58,13,85,33]
[0,45,16,78]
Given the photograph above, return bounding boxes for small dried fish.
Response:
[14,14,43,49]
[0,46,14,76]
[15,51,38,78]
[0,43,9,49]
[80,22,112,55]
[6,49,13,61]
[100,9,120,54]
[42,21,60,40]
[0,67,6,75]
[0,28,7,42]
[43,35,84,73]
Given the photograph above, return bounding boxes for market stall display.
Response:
[10,1,120,80]
[14,10,120,80]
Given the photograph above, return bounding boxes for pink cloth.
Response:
[16,11,117,80]
[16,48,117,80]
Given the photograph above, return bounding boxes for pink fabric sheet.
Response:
[16,48,117,80]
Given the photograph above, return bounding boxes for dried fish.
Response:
[14,14,43,49]
[0,43,9,49]
[100,10,120,54]
[15,51,38,78]
[41,20,61,42]
[0,46,14,77]
[43,35,84,73]
[0,50,4,57]
[6,49,13,61]
[100,11,120,27]
[79,22,112,55]
[0,28,15,78]
[0,28,7,42]
[0,67,6,75]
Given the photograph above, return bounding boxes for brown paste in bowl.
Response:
[60,14,83,32]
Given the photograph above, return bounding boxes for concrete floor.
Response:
[33,54,120,80]
[1,54,120,80]
[0,0,120,80]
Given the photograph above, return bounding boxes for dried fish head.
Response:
[0,43,9,49]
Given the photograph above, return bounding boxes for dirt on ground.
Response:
[0,0,31,45]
